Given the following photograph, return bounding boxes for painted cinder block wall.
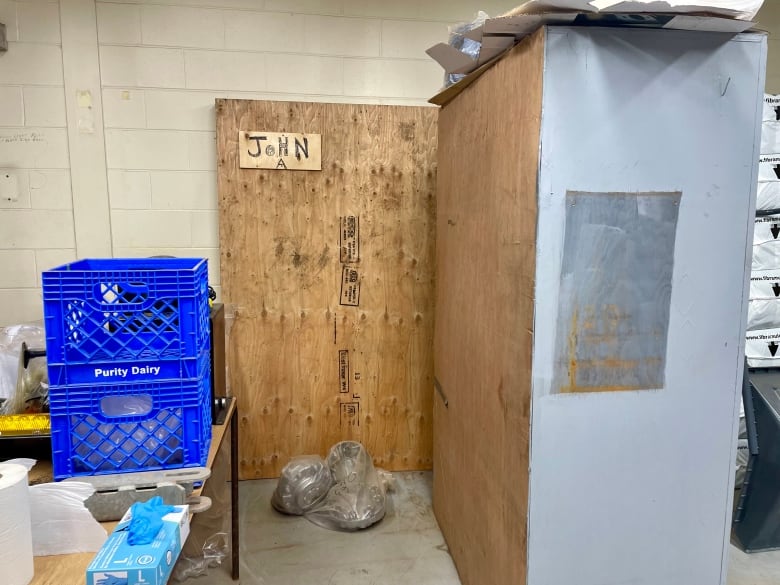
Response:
[0,0,513,325]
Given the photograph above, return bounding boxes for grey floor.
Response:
[204,472,780,585]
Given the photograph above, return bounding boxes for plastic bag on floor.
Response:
[171,533,229,582]
[272,455,333,515]
[305,441,386,532]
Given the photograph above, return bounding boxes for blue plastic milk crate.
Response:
[49,365,212,480]
[42,258,210,385]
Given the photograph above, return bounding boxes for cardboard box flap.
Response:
[426,43,477,73]
[429,10,757,106]
[509,0,761,19]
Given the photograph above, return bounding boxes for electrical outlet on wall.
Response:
[0,172,19,202]
[0,23,7,52]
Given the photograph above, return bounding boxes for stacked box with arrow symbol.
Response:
[746,94,780,366]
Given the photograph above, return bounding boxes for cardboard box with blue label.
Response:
[86,505,190,585]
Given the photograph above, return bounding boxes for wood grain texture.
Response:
[433,30,545,585]
[217,100,437,479]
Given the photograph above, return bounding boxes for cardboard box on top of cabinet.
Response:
[86,505,190,585]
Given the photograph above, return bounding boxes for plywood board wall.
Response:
[433,31,545,585]
[217,99,437,479]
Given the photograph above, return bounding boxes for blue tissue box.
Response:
[86,505,190,585]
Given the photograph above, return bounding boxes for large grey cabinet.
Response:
[434,25,766,585]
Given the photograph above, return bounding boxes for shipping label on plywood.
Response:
[340,216,360,263]
[239,131,322,170]
[340,266,361,306]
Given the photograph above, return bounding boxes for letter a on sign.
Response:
[239,131,321,171]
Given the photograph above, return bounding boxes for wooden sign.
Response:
[238,131,321,170]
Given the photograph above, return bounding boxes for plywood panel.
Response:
[217,99,437,479]
[433,30,545,585]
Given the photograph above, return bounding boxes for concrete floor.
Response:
[202,472,780,585]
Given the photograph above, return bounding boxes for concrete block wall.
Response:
[0,0,512,326]
[0,0,75,326]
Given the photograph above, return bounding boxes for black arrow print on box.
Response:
[770,341,779,357]
[773,283,780,297]
[774,106,780,121]
[774,165,780,180]
[772,224,780,239]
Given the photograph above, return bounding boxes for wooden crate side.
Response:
[217,100,437,479]
[433,30,545,585]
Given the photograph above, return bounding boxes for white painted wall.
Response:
[0,0,513,326]
[0,0,74,325]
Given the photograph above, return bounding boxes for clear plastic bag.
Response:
[271,455,332,515]
[305,441,386,532]
[444,11,489,88]
[171,532,229,582]
[0,325,47,410]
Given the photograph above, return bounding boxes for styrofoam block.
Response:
[747,327,780,365]
[23,87,66,128]
[96,2,141,44]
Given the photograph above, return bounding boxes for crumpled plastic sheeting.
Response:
[272,455,332,515]
[29,481,108,555]
[2,458,108,556]
[172,533,229,582]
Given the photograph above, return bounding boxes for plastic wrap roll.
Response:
[0,463,33,585]
[747,299,780,331]
[757,182,780,212]
[761,121,780,154]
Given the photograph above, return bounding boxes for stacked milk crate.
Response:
[41,258,212,480]
[747,95,780,368]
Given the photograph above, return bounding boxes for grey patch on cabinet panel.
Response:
[552,191,681,394]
